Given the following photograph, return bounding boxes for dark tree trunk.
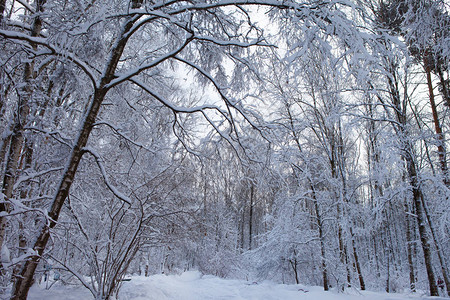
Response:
[436,65,450,108]
[385,57,439,296]
[11,88,107,300]
[419,62,450,294]
[405,152,438,296]
[0,0,5,24]
[424,58,448,185]
[12,138,34,278]
[289,256,299,285]
[0,127,25,252]
[0,134,10,174]
[313,194,329,291]
[240,208,245,250]
[386,248,390,293]
[248,183,254,250]
[10,10,142,298]
[337,221,351,288]
[350,228,365,290]
[0,0,46,263]
[405,201,417,292]
[420,190,450,296]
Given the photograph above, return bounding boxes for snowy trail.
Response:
[27,271,448,300]
[119,271,302,300]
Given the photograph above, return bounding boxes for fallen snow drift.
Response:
[27,271,447,300]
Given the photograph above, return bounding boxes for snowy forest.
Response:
[0,0,449,299]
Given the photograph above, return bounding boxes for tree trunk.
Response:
[424,59,448,185]
[385,57,438,296]
[405,151,438,296]
[422,56,450,297]
[0,0,5,24]
[289,256,299,285]
[287,97,329,290]
[0,0,46,263]
[10,10,142,298]
[240,208,245,250]
[312,191,329,291]
[0,134,11,177]
[420,191,450,296]
[0,127,24,254]
[337,219,351,288]
[350,227,365,290]
[12,138,34,279]
[248,183,254,250]
[386,248,390,293]
[366,97,387,288]
[11,88,106,299]
[436,65,450,108]
[404,201,416,292]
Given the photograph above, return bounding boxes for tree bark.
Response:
[312,190,329,291]
[424,58,448,185]
[404,201,417,292]
[0,0,46,264]
[11,87,107,299]
[337,205,351,289]
[436,65,450,108]
[0,128,10,174]
[386,248,390,293]
[422,59,450,296]
[385,57,438,296]
[0,127,24,253]
[289,255,299,285]
[420,190,450,296]
[10,11,141,299]
[350,227,365,290]
[287,98,329,291]
[0,0,5,25]
[404,150,438,296]
[248,183,254,250]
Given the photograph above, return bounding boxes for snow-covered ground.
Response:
[27,271,448,300]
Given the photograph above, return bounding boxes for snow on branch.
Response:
[92,120,157,154]
[16,0,36,14]
[5,20,45,37]
[194,35,273,48]
[48,254,98,297]
[129,77,242,156]
[0,30,98,86]
[25,126,73,148]
[199,110,243,159]
[0,195,49,219]
[129,78,228,115]
[2,250,38,270]
[129,0,332,17]
[105,34,194,89]
[173,56,261,131]
[13,167,64,190]
[82,148,132,205]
